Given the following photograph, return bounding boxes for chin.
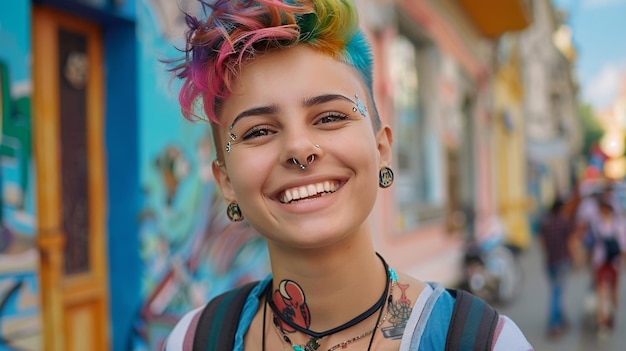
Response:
[289,224,358,249]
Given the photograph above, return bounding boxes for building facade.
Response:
[357,0,531,278]
[492,34,533,249]
[518,0,582,222]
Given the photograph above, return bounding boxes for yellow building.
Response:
[493,38,533,249]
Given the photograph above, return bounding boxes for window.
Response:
[389,35,445,232]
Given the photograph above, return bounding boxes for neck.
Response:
[266,241,388,333]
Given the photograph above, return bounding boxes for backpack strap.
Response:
[444,289,499,351]
[193,281,259,351]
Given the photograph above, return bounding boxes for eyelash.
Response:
[316,112,349,124]
[239,112,350,140]
[241,125,275,140]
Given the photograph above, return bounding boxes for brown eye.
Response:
[242,125,275,140]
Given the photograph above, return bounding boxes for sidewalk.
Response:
[497,238,626,351]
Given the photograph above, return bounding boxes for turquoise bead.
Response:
[389,267,398,282]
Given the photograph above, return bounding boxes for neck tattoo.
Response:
[262,254,398,351]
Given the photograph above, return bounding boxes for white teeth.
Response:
[291,189,301,200]
[280,181,339,203]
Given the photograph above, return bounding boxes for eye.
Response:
[316,112,349,125]
[241,125,275,140]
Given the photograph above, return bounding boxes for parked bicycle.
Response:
[460,215,523,305]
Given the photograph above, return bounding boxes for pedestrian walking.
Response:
[537,198,575,339]
[587,200,626,339]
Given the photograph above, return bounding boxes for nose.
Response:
[281,128,321,170]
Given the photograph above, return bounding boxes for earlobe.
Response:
[376,125,393,166]
[211,160,237,202]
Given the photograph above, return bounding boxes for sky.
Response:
[552,0,626,112]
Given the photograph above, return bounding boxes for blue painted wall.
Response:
[104,20,141,351]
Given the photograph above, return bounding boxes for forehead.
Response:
[217,45,367,124]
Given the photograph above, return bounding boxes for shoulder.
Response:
[400,284,533,351]
[436,289,533,351]
[399,282,452,350]
[163,280,264,351]
[396,272,428,298]
[491,315,534,351]
[163,305,205,351]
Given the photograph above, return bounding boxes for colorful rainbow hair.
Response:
[170,0,380,128]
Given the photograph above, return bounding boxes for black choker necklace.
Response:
[270,281,395,351]
[266,253,392,339]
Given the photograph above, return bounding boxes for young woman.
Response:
[165,0,533,350]
[589,200,626,338]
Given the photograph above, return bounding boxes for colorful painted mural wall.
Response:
[133,1,270,349]
[0,1,42,350]
[2,1,271,350]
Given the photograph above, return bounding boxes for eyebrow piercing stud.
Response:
[226,133,238,153]
[355,94,368,118]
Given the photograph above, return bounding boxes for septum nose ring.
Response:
[291,154,315,170]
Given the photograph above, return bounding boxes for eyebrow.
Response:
[230,105,278,129]
[303,93,355,107]
[229,93,355,129]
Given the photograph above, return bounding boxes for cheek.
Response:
[339,132,379,166]
[227,149,272,196]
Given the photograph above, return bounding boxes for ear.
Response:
[375,125,393,167]
[212,160,237,203]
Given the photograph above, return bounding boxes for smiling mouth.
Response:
[279,180,340,204]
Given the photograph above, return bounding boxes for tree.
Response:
[578,103,604,160]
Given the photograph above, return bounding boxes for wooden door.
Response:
[32,6,110,351]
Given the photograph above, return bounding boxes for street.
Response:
[497,239,626,350]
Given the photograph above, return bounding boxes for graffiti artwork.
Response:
[129,2,272,349]
[0,62,41,350]
[134,132,270,350]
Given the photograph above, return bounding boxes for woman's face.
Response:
[212,45,392,249]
